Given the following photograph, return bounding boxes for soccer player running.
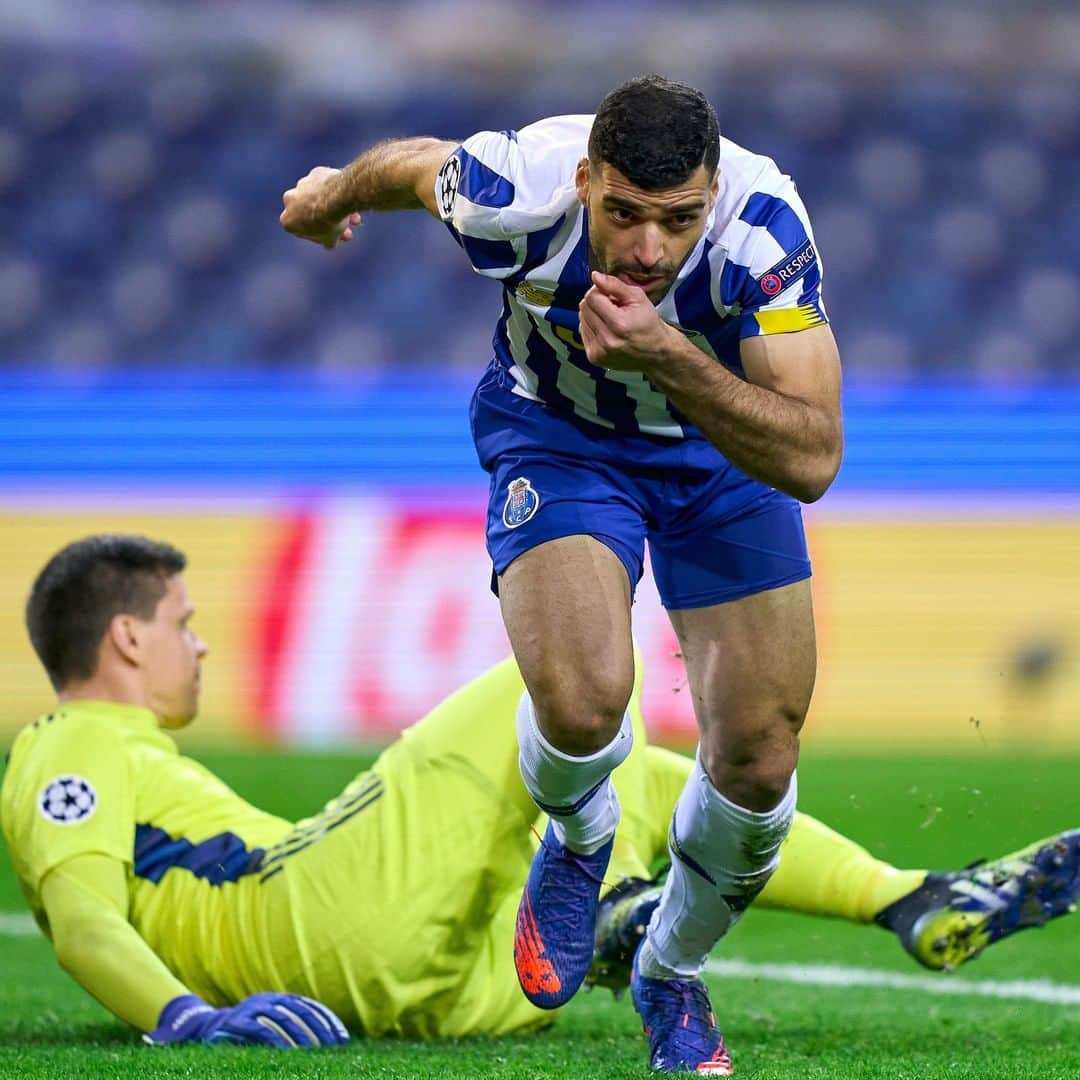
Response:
[281,75,841,1071]
[4,535,1079,1060]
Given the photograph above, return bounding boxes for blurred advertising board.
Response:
[1,498,1077,748]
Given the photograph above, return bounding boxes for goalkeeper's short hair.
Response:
[26,534,187,689]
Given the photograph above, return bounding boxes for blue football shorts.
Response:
[470,364,812,610]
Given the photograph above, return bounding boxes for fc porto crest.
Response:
[502,476,541,529]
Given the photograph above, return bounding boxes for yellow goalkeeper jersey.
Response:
[0,701,292,1005]
[0,663,555,1039]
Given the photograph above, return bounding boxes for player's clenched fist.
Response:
[280,166,362,250]
[144,992,350,1049]
[579,271,675,373]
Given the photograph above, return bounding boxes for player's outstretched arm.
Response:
[41,854,349,1048]
[280,138,458,249]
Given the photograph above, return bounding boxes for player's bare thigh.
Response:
[498,534,635,755]
[668,578,816,812]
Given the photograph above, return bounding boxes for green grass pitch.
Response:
[1,744,1078,1078]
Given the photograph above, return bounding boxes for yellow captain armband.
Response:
[753,303,827,335]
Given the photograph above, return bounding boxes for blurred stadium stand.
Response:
[0,1,1078,380]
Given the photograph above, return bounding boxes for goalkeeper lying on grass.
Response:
[2,534,1077,1050]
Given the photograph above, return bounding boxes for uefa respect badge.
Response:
[502,477,541,529]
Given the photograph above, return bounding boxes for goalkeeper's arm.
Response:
[40,853,349,1048]
[41,852,189,1032]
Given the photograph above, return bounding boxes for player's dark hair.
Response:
[26,534,187,690]
[589,75,720,189]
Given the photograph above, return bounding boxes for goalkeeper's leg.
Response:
[599,745,1080,984]
[387,654,538,826]
[391,651,656,882]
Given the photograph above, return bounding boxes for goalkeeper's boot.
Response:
[586,875,664,995]
[514,821,613,1008]
[875,828,1080,971]
[631,942,734,1076]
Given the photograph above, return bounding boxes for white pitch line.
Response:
[0,911,1076,1007]
[0,912,37,937]
[706,958,1080,1006]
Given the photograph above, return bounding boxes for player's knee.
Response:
[531,672,632,756]
[730,757,796,812]
[700,717,800,812]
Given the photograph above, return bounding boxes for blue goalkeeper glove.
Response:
[144,992,350,1048]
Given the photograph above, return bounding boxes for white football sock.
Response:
[516,691,633,855]
[641,753,797,978]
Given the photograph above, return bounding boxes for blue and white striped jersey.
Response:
[436,114,827,439]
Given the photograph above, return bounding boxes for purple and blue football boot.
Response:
[514,821,613,1009]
